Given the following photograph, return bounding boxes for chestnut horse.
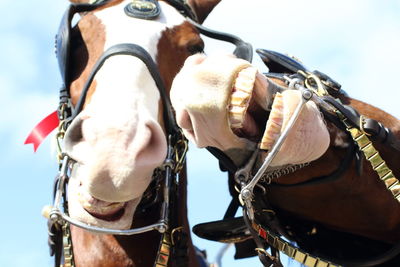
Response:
[43,0,226,266]
[170,52,400,266]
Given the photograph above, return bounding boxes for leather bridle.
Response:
[205,50,400,267]
[45,1,252,267]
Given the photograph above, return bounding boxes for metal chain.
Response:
[260,162,310,184]
[174,133,188,173]
[251,221,340,267]
[62,222,74,267]
[56,103,70,163]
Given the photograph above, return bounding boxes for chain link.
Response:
[62,222,74,267]
[55,103,70,163]
[173,133,188,173]
[260,163,310,184]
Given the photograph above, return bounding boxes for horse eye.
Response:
[187,41,204,54]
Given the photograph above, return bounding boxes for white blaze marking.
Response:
[87,1,186,119]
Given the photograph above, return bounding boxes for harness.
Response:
[194,49,400,267]
[44,1,252,267]
[45,1,400,266]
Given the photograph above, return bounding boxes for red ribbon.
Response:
[24,110,59,152]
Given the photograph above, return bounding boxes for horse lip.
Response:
[83,202,128,222]
[78,186,130,222]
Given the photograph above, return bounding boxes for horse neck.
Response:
[267,96,400,244]
[70,169,200,267]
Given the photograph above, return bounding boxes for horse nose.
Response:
[64,112,168,202]
[184,53,207,66]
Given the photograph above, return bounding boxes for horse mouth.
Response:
[82,201,127,222]
[227,67,331,167]
[228,67,273,146]
[78,188,128,222]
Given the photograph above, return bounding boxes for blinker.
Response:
[125,0,161,20]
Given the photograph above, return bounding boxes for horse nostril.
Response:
[134,121,167,166]
[64,115,84,152]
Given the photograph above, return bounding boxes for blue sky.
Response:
[0,0,399,266]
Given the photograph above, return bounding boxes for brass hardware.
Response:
[131,0,156,11]
[343,113,400,201]
[55,103,68,163]
[253,222,341,267]
[298,70,328,96]
[155,232,172,267]
[62,222,74,267]
[170,226,184,246]
[293,250,307,264]
[174,134,188,173]
[304,256,318,267]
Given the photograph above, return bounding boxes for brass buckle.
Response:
[298,70,328,96]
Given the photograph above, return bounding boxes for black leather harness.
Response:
[194,49,400,267]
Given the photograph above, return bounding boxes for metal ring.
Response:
[171,226,184,246]
[359,115,372,136]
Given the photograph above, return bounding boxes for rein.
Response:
[45,1,253,267]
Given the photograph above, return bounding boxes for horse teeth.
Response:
[230,91,251,106]
[228,67,257,129]
[260,92,284,150]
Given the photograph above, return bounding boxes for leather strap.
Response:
[71,43,180,137]
[270,138,356,188]
[323,96,400,152]
[187,18,253,62]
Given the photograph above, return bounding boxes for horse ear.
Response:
[187,0,221,24]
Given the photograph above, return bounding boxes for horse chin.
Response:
[67,176,140,230]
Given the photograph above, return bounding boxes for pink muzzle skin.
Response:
[64,110,168,203]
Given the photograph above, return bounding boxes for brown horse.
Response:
[45,0,224,266]
[170,52,400,266]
